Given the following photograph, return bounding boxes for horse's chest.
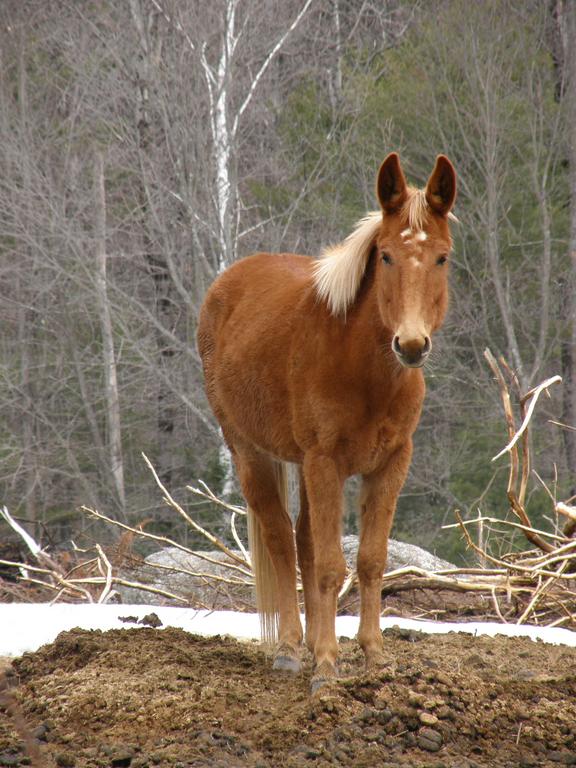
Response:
[302,385,423,476]
[346,414,410,474]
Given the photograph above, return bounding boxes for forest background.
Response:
[1,0,575,564]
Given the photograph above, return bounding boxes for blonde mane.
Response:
[314,189,430,316]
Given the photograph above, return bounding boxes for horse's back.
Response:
[198,252,312,360]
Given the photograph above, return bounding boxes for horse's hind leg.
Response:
[234,448,303,671]
[295,469,320,654]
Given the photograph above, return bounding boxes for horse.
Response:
[197,153,457,691]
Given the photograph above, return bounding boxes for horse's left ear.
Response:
[425,155,456,216]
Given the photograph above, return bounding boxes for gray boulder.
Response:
[118,547,252,609]
[343,535,455,573]
[117,536,455,608]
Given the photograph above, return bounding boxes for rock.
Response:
[419,712,439,726]
[547,752,576,765]
[117,549,252,608]
[417,727,443,752]
[31,723,50,741]
[408,690,427,707]
[55,754,76,767]
[0,755,21,767]
[109,746,136,767]
[111,758,133,768]
[342,536,456,573]
[117,536,456,607]
[138,613,162,628]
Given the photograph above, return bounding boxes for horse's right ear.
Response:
[376,153,408,213]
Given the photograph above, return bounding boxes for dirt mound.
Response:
[1,625,576,767]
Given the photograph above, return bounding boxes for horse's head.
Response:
[374,153,456,368]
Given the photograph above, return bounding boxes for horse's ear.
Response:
[376,153,408,213]
[425,155,456,216]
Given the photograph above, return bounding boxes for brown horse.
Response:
[197,153,456,690]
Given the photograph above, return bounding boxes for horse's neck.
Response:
[312,272,401,382]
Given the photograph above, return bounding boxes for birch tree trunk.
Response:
[198,0,314,492]
[94,151,126,519]
[328,0,343,116]
[201,0,314,273]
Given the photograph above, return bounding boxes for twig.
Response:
[483,350,557,554]
[491,374,562,462]
[0,507,42,556]
[95,544,114,604]
[490,587,508,623]
[188,480,247,516]
[81,506,252,578]
[142,452,246,566]
[338,569,356,600]
[230,512,251,565]
[516,559,570,625]
[558,498,576,538]
[443,516,566,542]
[133,557,253,587]
[548,420,576,432]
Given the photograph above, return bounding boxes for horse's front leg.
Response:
[358,441,413,669]
[302,452,346,690]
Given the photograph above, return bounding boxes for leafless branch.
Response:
[142,452,247,566]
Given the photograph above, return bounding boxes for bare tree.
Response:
[93,152,126,519]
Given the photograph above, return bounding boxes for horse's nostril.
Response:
[392,334,430,366]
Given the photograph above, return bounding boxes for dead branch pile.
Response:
[0,463,254,607]
[437,350,576,628]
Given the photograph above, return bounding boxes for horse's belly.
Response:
[198,254,312,462]
[213,344,303,462]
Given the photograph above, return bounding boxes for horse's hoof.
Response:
[365,651,386,671]
[272,643,301,674]
[310,676,332,694]
[272,654,301,674]
[310,661,337,693]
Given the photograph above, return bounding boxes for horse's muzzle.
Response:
[392,335,431,368]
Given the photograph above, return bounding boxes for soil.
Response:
[1,622,576,768]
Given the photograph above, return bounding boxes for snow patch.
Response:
[0,603,574,658]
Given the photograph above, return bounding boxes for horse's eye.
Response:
[436,254,448,266]
[381,252,393,265]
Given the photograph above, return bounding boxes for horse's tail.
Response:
[247,460,288,646]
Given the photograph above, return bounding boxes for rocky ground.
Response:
[1,621,576,768]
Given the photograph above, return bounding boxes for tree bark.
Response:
[129,0,178,485]
[94,151,126,518]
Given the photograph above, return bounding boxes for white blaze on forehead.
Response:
[409,256,422,268]
[401,228,427,245]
